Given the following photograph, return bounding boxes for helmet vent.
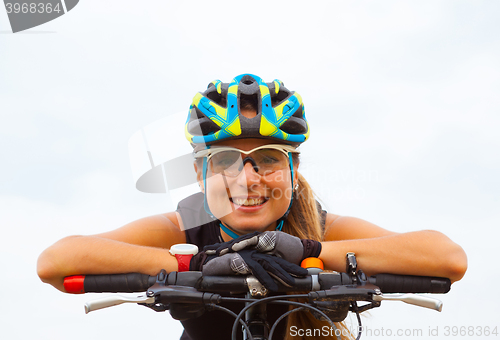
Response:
[198,118,221,135]
[239,93,258,114]
[279,105,307,134]
[280,117,307,134]
[205,91,222,105]
[187,106,222,137]
[291,105,304,118]
[274,90,289,103]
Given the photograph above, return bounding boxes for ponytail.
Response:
[282,172,354,340]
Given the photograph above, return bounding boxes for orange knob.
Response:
[300,257,324,270]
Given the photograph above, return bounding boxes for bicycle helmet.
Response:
[185,74,310,147]
[186,74,308,237]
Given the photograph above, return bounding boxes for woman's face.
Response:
[195,138,297,236]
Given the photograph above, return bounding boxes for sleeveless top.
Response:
[176,192,326,340]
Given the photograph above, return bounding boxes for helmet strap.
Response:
[275,220,285,231]
[219,222,240,239]
[274,151,295,231]
[202,148,213,217]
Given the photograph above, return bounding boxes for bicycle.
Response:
[63,253,450,340]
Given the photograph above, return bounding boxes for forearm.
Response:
[37,235,178,292]
[319,230,467,282]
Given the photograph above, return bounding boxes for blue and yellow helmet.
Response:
[185,74,310,147]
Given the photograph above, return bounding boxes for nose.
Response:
[239,156,259,173]
[236,161,261,187]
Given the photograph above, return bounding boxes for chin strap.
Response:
[202,150,212,217]
[275,220,285,231]
[219,222,240,239]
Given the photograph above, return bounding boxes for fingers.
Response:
[270,232,303,265]
[240,252,279,292]
[203,242,224,255]
[271,256,308,277]
[255,232,277,252]
[202,253,240,276]
[252,267,279,292]
[204,231,262,256]
[258,257,296,288]
[229,253,252,275]
[253,253,306,287]
[231,234,260,252]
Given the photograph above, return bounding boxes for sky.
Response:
[1,1,499,339]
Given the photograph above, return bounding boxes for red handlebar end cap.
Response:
[63,275,85,294]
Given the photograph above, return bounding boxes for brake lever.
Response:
[85,294,155,314]
[373,293,443,312]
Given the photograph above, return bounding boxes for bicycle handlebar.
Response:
[64,271,450,295]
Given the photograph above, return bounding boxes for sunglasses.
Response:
[194,144,299,177]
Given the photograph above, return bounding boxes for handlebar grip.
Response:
[64,273,156,293]
[369,274,451,293]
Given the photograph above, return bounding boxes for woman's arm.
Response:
[37,212,186,292]
[319,214,467,283]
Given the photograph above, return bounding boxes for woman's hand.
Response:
[203,231,322,265]
[190,249,308,292]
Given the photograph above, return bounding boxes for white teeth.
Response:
[232,198,266,206]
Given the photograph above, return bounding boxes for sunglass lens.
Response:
[253,149,288,173]
[210,151,242,175]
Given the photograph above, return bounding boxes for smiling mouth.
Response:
[230,197,268,206]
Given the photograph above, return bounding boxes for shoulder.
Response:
[323,213,396,241]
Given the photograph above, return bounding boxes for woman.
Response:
[37,74,467,339]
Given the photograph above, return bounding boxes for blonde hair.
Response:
[281,172,354,340]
